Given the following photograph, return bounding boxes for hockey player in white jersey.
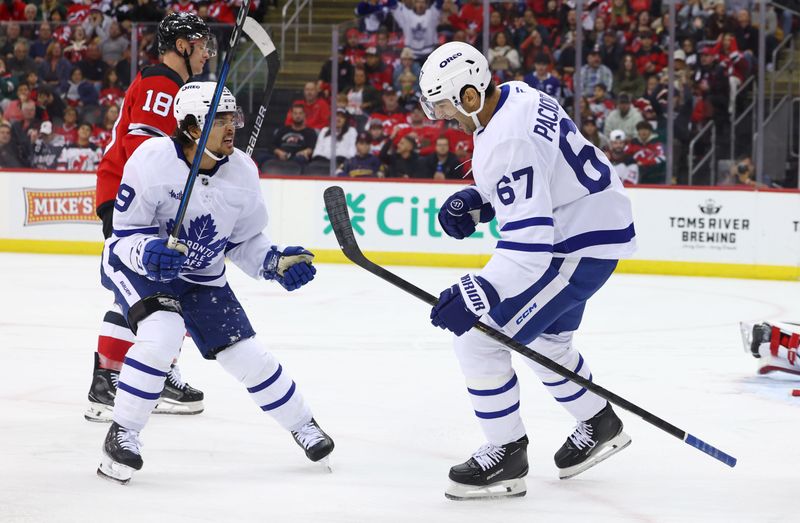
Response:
[96,82,334,484]
[419,42,636,499]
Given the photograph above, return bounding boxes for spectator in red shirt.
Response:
[342,28,366,66]
[393,105,442,156]
[0,0,26,21]
[370,86,407,136]
[284,81,332,131]
[364,46,393,91]
[63,25,89,63]
[634,30,666,77]
[99,68,125,107]
[54,105,78,144]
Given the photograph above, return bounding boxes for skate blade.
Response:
[97,453,136,485]
[559,431,632,480]
[445,478,526,500]
[84,402,113,423]
[151,399,204,415]
[318,456,332,473]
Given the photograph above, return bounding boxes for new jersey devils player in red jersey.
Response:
[86,13,216,422]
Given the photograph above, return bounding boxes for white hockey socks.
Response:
[113,311,184,431]
[216,337,312,431]
[465,371,526,445]
[523,333,607,422]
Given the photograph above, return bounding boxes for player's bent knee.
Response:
[127,293,182,335]
[215,337,277,386]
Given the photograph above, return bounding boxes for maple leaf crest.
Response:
[166,213,229,270]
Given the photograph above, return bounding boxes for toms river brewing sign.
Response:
[668,197,749,250]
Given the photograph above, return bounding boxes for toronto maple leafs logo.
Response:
[166,214,228,270]
[168,189,184,200]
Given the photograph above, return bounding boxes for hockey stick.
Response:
[323,185,737,469]
[241,17,279,157]
[168,0,253,252]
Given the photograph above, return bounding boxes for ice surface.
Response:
[1,252,798,522]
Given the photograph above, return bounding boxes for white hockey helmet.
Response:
[418,42,491,129]
[173,81,244,131]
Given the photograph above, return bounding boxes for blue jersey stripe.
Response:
[553,223,635,254]
[124,357,167,377]
[555,387,588,403]
[501,217,554,231]
[496,240,553,252]
[475,401,521,419]
[543,355,584,387]
[224,240,242,254]
[182,266,226,283]
[260,382,296,411]
[118,381,161,400]
[468,374,518,396]
[247,365,283,394]
[114,226,159,237]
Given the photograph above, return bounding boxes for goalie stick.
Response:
[168,0,253,253]
[323,185,737,469]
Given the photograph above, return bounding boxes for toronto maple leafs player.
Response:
[419,42,636,500]
[96,82,333,484]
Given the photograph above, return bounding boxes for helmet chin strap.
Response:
[181,48,193,81]
[182,130,225,161]
[458,90,487,132]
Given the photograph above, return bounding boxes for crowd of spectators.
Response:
[1,1,796,185]
[268,0,796,184]
[0,0,270,170]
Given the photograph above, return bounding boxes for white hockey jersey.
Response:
[108,137,272,287]
[471,81,636,301]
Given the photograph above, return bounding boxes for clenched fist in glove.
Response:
[135,238,188,283]
[430,273,498,336]
[263,246,316,291]
[438,187,496,239]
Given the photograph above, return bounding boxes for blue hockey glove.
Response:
[430,274,497,336]
[263,246,316,291]
[438,187,496,239]
[140,238,187,283]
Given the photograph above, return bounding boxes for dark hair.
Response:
[172,115,199,147]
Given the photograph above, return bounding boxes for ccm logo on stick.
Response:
[439,52,462,68]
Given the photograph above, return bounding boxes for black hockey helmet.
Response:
[157,12,212,56]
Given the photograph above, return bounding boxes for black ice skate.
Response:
[97,422,143,485]
[291,418,334,471]
[740,322,771,358]
[84,353,118,422]
[555,404,632,479]
[152,364,204,415]
[445,435,529,500]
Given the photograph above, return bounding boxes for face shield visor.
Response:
[191,34,217,58]
[213,107,245,129]
[419,95,460,121]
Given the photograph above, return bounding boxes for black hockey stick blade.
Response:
[323,185,737,469]
[242,17,280,157]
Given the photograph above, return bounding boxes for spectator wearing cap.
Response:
[284,82,331,131]
[392,47,420,92]
[311,108,357,165]
[614,53,645,99]
[83,5,112,42]
[579,47,613,97]
[627,120,666,184]
[364,46,393,91]
[420,135,460,180]
[38,42,71,93]
[581,115,609,152]
[523,52,561,101]
[272,104,318,166]
[380,133,420,178]
[603,92,644,141]
[634,30,667,77]
[692,46,729,125]
[342,28,366,67]
[30,120,62,169]
[599,30,623,72]
[607,129,639,184]
[338,132,382,178]
[371,86,408,136]
[390,0,443,61]
[488,31,520,82]
[346,66,381,116]
[357,0,398,34]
